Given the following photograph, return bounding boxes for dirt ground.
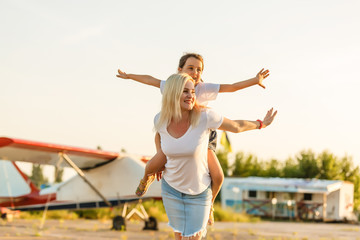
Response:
[1,219,359,240]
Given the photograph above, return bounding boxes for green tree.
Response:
[263,159,282,177]
[282,157,299,178]
[318,151,339,180]
[231,152,262,177]
[296,150,319,178]
[232,152,249,177]
[338,155,358,181]
[248,157,263,177]
[216,149,230,177]
[29,164,49,188]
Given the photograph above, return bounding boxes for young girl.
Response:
[116,53,269,224]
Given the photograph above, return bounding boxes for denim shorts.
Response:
[161,179,212,238]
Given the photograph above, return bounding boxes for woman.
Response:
[156,73,276,239]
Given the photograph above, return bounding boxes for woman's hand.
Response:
[116,69,130,79]
[256,68,270,89]
[263,108,277,128]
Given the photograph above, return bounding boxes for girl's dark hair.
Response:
[178,53,204,71]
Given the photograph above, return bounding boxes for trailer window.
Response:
[304,193,312,201]
[249,190,257,198]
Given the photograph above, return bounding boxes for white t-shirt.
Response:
[155,109,224,195]
[160,80,220,106]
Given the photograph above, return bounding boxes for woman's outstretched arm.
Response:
[219,108,277,133]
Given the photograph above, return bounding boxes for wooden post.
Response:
[323,193,327,222]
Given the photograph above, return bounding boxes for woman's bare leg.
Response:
[174,232,182,240]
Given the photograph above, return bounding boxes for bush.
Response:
[46,210,78,220]
[74,208,114,220]
[19,210,78,220]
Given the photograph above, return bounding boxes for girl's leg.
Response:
[136,151,167,196]
[142,132,166,181]
[207,149,224,204]
[142,150,166,180]
[207,149,224,224]
[136,133,167,196]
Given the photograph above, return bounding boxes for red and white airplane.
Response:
[0,137,161,230]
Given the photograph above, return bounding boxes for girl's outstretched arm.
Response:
[219,68,269,92]
[116,69,161,88]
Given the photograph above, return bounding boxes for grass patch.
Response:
[74,208,114,220]
[213,203,261,222]
[19,210,78,220]
[18,201,260,223]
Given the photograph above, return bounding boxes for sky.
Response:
[1,0,360,181]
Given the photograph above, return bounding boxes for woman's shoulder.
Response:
[199,108,219,120]
[201,108,222,120]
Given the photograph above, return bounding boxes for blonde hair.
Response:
[155,73,202,131]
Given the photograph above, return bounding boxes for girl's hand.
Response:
[116,69,130,79]
[155,166,165,181]
[256,68,270,89]
[263,108,277,127]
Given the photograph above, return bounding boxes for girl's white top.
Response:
[154,109,223,195]
[160,81,220,106]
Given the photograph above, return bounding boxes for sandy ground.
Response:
[1,219,360,240]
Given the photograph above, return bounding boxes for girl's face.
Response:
[178,57,203,84]
[180,80,196,111]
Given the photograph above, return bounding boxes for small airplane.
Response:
[0,136,161,230]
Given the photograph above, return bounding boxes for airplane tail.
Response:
[11,161,39,193]
[0,160,39,199]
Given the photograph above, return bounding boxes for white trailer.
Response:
[221,177,356,222]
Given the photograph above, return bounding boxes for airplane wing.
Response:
[0,137,119,169]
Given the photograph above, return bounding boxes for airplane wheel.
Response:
[143,216,158,230]
[112,215,126,231]
[1,213,6,220]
